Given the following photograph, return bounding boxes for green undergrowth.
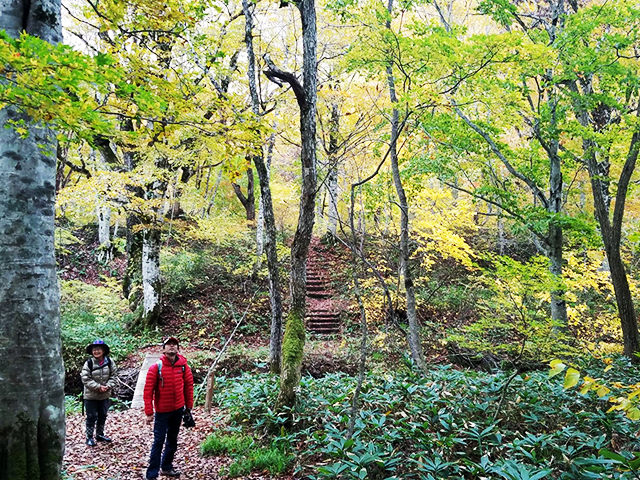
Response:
[60,279,153,374]
[201,432,292,477]
[208,358,640,479]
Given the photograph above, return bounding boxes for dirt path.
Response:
[64,407,229,479]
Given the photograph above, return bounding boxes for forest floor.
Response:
[60,231,468,479]
[64,407,294,480]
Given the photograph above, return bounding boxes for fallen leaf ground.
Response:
[65,407,226,479]
[64,407,294,480]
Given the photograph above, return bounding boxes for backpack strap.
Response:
[155,360,186,387]
[87,357,113,379]
[156,359,164,387]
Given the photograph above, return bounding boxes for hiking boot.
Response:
[86,438,97,447]
[161,468,181,477]
[96,435,112,442]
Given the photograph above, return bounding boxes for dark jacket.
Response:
[143,354,194,416]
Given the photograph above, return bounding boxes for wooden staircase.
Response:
[306,241,342,334]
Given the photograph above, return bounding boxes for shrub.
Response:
[201,433,253,456]
[161,250,211,297]
[201,432,292,477]
[60,280,151,373]
[211,361,640,479]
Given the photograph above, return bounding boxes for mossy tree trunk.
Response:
[0,2,66,478]
[142,228,162,328]
[264,0,318,408]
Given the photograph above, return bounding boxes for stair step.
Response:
[306,277,326,284]
[307,318,340,325]
[307,314,340,320]
[307,286,331,292]
[308,328,340,334]
[307,292,332,298]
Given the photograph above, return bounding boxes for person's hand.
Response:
[100,386,109,393]
[146,414,154,425]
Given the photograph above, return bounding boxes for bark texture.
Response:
[0,1,65,478]
[142,228,162,328]
[97,204,112,262]
[243,0,284,373]
[264,0,318,407]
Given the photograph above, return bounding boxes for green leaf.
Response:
[563,368,581,389]
[599,449,627,463]
[628,456,640,470]
[627,407,640,421]
[548,360,566,378]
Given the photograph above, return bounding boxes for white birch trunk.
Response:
[97,204,112,262]
[142,229,162,326]
[256,196,265,265]
[327,167,339,235]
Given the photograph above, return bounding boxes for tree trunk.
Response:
[253,135,276,276]
[315,190,325,233]
[232,168,256,223]
[0,1,65,478]
[266,0,318,409]
[385,0,427,374]
[142,228,162,328]
[326,103,340,236]
[122,146,144,311]
[585,131,640,359]
[545,89,568,327]
[256,196,265,266]
[242,0,284,373]
[572,76,640,359]
[97,204,112,262]
[327,167,339,235]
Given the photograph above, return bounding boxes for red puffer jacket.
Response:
[144,354,194,415]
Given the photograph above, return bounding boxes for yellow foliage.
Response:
[562,250,625,353]
[411,185,477,271]
[60,279,128,319]
[190,216,250,244]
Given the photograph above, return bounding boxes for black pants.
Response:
[85,399,110,439]
[146,408,183,478]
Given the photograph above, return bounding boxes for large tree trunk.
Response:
[0,1,65,478]
[385,0,427,374]
[264,0,318,409]
[142,228,162,328]
[97,204,112,262]
[122,147,144,312]
[242,0,284,373]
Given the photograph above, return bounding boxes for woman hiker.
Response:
[81,339,117,446]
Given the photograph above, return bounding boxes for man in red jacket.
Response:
[144,337,194,479]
